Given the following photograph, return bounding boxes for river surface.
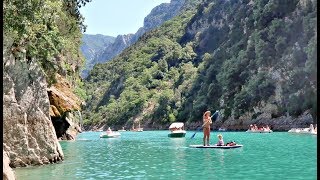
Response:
[15,131,317,180]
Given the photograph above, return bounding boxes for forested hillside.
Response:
[82,0,187,79]
[83,0,317,130]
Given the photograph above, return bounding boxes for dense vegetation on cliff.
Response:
[83,0,317,128]
[4,0,90,89]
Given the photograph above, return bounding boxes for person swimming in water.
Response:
[106,127,112,134]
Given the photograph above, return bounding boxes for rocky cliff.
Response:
[131,0,186,43]
[3,151,15,180]
[3,33,83,175]
[3,37,64,169]
[95,34,134,66]
[3,0,88,177]
[48,74,83,140]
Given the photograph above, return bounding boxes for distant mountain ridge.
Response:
[132,0,187,43]
[80,0,186,78]
[80,34,115,77]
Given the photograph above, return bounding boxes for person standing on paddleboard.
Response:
[203,111,212,146]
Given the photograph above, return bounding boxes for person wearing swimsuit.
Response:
[203,111,212,146]
[217,134,224,146]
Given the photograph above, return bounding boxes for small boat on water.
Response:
[100,127,121,138]
[135,128,143,132]
[246,124,272,133]
[288,125,317,135]
[168,122,186,138]
[131,122,143,132]
[218,127,226,131]
[288,128,304,133]
[100,132,121,138]
[118,127,126,132]
[246,129,273,133]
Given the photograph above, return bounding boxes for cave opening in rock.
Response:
[51,116,70,139]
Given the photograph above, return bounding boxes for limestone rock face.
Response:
[48,74,81,113]
[96,34,134,66]
[47,74,82,140]
[53,111,83,141]
[144,0,185,28]
[3,37,64,168]
[3,151,15,180]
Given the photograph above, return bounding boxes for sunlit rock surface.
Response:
[3,36,64,168]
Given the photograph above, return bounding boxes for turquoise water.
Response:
[15,131,317,180]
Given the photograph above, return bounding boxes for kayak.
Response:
[190,144,243,149]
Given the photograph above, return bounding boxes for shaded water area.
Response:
[15,131,317,179]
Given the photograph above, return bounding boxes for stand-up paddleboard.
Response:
[190,144,243,149]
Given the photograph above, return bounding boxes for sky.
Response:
[80,0,171,37]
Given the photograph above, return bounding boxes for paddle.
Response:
[190,110,219,139]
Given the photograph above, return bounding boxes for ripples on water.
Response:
[15,131,317,180]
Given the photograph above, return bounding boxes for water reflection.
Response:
[169,137,186,148]
[216,149,225,165]
[167,137,187,178]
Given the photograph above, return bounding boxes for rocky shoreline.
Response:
[84,110,314,132]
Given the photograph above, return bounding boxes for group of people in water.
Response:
[202,110,237,147]
[249,124,271,131]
